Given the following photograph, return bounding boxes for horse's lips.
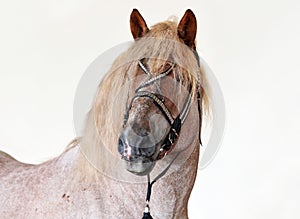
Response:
[122,157,156,176]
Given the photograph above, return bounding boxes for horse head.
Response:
[117,9,202,176]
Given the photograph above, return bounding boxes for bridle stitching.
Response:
[135,62,176,92]
[135,91,174,124]
[138,59,151,75]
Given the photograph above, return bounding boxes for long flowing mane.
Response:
[80,19,210,180]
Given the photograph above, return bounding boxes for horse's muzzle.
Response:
[118,133,156,159]
[122,156,156,176]
[118,133,157,175]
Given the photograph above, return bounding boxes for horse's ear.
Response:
[130,9,149,40]
[178,9,197,49]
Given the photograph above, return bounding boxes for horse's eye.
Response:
[174,73,182,83]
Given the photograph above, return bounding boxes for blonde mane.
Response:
[80,20,210,178]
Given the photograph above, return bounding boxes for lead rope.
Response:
[142,153,180,219]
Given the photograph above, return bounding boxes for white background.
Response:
[0,0,299,218]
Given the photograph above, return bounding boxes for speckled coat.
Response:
[0,141,199,219]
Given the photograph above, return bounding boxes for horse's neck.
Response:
[67,141,200,218]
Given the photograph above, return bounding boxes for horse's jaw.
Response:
[123,158,156,176]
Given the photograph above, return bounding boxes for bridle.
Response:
[121,51,202,219]
[122,58,194,159]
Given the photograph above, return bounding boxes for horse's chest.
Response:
[53,178,181,218]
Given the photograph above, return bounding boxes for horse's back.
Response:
[0,149,54,218]
[1,150,19,174]
[0,150,18,163]
[0,150,30,176]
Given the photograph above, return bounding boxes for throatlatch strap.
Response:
[193,49,203,146]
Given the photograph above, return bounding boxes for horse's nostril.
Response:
[143,146,155,157]
[130,145,155,157]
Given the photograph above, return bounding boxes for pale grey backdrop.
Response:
[0,0,299,218]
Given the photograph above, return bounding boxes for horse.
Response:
[0,9,210,219]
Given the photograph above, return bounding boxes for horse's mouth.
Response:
[121,155,156,176]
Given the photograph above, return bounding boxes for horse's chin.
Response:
[124,159,156,176]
